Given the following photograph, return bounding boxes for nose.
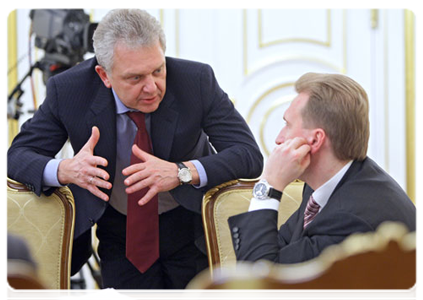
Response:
[142,75,157,94]
[275,128,285,145]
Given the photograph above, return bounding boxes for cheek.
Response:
[125,83,143,98]
[156,78,166,94]
[118,85,141,104]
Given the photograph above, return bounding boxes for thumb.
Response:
[132,144,151,162]
[84,126,100,153]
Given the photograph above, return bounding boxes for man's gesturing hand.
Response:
[57,126,112,201]
[122,144,180,206]
[262,137,311,192]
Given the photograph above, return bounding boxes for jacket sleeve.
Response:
[228,209,374,264]
[7,77,69,196]
[196,64,263,189]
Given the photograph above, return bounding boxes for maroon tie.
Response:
[303,195,320,229]
[126,112,159,273]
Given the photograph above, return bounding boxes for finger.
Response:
[138,186,159,206]
[296,144,312,167]
[125,177,154,194]
[122,162,146,177]
[89,176,112,190]
[296,143,311,158]
[97,167,110,181]
[96,168,110,181]
[82,126,101,153]
[89,155,109,168]
[132,144,151,162]
[290,137,308,149]
[124,169,148,187]
[86,184,109,201]
[84,165,110,181]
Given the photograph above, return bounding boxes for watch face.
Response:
[253,182,269,200]
[179,168,192,182]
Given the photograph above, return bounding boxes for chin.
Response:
[138,102,161,113]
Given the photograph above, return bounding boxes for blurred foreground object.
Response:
[188,221,415,289]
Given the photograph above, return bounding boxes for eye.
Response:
[154,67,162,74]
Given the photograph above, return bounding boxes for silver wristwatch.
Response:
[252,179,282,201]
[176,162,192,185]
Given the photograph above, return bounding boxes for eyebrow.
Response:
[123,63,165,78]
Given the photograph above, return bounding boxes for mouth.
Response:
[141,95,158,104]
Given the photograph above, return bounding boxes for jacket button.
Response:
[232,227,239,233]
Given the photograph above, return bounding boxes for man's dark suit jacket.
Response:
[228,157,416,264]
[8,56,263,273]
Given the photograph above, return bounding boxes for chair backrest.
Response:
[188,221,416,289]
[202,179,304,274]
[7,178,75,289]
[4,260,55,300]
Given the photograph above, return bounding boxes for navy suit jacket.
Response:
[8,56,263,272]
[228,157,416,264]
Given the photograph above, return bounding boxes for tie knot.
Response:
[306,195,320,212]
[303,195,320,229]
[127,111,146,130]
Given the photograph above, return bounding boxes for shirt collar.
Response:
[112,88,134,114]
[312,160,353,210]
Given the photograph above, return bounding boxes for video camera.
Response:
[8,9,97,120]
[30,9,97,83]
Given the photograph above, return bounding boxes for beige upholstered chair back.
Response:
[189,221,416,289]
[7,178,75,289]
[202,179,303,274]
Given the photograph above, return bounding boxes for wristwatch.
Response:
[253,179,282,201]
[176,162,192,185]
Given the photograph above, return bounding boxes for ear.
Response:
[307,128,326,154]
[95,65,112,88]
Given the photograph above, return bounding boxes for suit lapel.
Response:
[150,88,179,160]
[293,184,313,239]
[297,161,358,236]
[85,84,117,193]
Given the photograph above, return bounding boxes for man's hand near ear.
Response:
[262,137,311,191]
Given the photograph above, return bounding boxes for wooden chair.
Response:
[7,178,75,289]
[202,179,304,274]
[5,260,55,300]
[188,221,416,289]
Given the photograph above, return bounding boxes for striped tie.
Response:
[303,195,320,229]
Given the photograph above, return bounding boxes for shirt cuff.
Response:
[248,197,280,212]
[190,159,208,189]
[42,158,65,187]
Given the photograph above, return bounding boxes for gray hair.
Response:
[93,9,166,72]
